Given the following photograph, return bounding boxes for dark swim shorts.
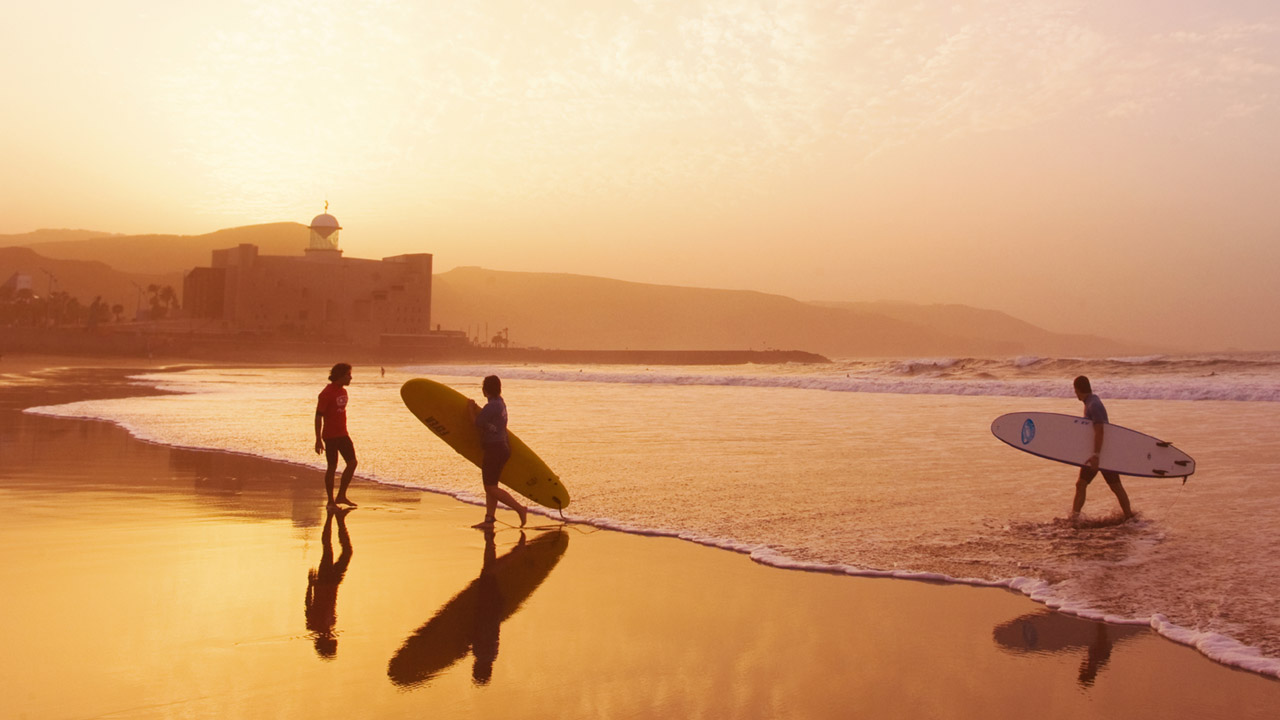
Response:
[481,444,511,486]
[323,435,356,467]
[1078,466,1122,486]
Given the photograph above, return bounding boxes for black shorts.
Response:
[482,444,510,487]
[1078,467,1122,486]
[323,436,356,467]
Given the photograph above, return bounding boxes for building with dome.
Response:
[184,209,459,348]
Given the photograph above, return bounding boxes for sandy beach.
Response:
[3,362,1279,719]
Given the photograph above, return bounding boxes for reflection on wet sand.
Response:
[388,528,569,688]
[3,409,335,529]
[993,610,1144,687]
[305,507,354,659]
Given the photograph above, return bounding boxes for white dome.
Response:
[309,213,341,230]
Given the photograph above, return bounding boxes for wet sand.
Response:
[2,363,1278,719]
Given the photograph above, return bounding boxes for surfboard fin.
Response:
[1156,441,1172,447]
[1152,469,1168,476]
[1175,460,1190,466]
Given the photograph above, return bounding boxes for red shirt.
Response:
[316,383,349,439]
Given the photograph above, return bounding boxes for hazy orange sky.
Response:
[2,1,1278,351]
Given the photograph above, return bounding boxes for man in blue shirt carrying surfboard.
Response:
[1070,376,1135,522]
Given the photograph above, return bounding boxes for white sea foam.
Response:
[405,363,1280,402]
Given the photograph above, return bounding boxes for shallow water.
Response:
[25,355,1280,677]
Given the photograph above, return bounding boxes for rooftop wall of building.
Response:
[189,244,435,346]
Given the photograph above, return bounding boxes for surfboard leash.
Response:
[1170,477,1188,510]
[1149,475,1190,521]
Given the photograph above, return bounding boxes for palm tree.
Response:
[159,285,178,312]
[146,284,174,320]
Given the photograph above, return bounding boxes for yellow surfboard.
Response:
[400,378,570,510]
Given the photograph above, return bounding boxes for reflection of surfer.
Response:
[466,375,527,529]
[388,529,568,689]
[1070,376,1135,521]
[305,507,354,659]
[471,528,507,683]
[1078,623,1114,687]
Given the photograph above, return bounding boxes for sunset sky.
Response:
[2,1,1278,350]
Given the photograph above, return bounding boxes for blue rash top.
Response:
[475,396,509,448]
[1083,393,1109,424]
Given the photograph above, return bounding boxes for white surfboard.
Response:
[990,412,1195,478]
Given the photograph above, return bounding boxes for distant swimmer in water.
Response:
[466,375,527,529]
[1070,376,1135,522]
[315,363,358,509]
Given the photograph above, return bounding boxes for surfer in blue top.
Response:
[1070,376,1135,522]
[467,375,528,529]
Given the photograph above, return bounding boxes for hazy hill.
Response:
[2,223,1133,356]
[809,301,1129,356]
[0,246,180,313]
[1,223,309,274]
[433,267,1132,358]
[0,229,120,246]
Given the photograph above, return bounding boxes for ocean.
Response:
[26,353,1280,678]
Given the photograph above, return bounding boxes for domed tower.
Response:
[306,203,343,262]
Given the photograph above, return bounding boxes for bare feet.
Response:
[517,503,528,527]
[336,496,357,508]
[472,515,496,529]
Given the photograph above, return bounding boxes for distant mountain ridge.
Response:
[2,224,1135,357]
[808,301,1117,355]
[433,267,1133,358]
[0,223,309,275]
[0,229,120,245]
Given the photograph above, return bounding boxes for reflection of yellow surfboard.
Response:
[401,378,570,509]
[993,610,1143,654]
[387,530,569,688]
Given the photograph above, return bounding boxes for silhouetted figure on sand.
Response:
[305,507,354,659]
[470,528,504,683]
[387,529,569,689]
[1070,376,1134,521]
[466,375,526,529]
[314,363,357,509]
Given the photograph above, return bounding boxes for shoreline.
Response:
[30,395,1280,683]
[13,359,1280,679]
[3,363,1279,718]
[14,360,1280,681]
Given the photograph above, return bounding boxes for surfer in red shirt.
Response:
[315,363,357,509]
